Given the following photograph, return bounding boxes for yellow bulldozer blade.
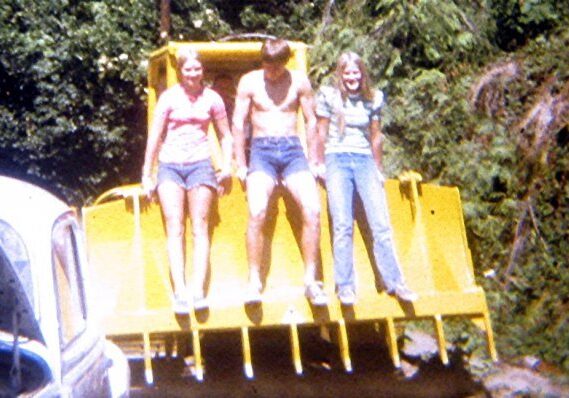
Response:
[82,41,497,384]
[82,175,497,381]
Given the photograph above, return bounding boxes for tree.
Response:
[0,0,228,204]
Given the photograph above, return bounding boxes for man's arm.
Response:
[298,74,320,172]
[232,74,252,181]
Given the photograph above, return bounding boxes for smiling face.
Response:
[341,61,362,94]
[180,57,203,88]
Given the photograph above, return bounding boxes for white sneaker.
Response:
[172,293,190,314]
[244,283,262,304]
[305,281,328,306]
[392,284,418,302]
[193,295,209,311]
[337,287,356,305]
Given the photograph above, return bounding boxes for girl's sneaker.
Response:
[337,287,356,305]
[173,293,190,315]
[305,281,328,306]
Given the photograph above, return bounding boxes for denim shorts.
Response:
[157,159,218,191]
[248,136,309,181]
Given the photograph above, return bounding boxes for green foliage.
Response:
[1,0,568,373]
[169,0,231,40]
[489,0,569,50]
[308,0,495,84]
[0,0,228,203]
[0,0,159,202]
[237,0,323,43]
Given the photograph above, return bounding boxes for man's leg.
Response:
[284,171,328,305]
[245,171,275,301]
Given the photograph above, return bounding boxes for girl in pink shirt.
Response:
[142,48,233,313]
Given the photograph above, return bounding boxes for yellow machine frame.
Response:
[82,41,497,384]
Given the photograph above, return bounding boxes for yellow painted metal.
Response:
[192,330,204,382]
[433,314,449,365]
[143,332,154,385]
[289,323,303,375]
[241,327,253,379]
[385,317,401,369]
[83,175,497,374]
[82,40,498,378]
[337,319,353,373]
[483,313,499,362]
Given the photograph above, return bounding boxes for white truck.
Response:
[0,176,129,397]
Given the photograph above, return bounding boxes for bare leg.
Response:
[245,172,275,296]
[284,171,321,286]
[187,185,214,300]
[158,181,187,298]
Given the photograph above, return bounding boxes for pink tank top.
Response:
[157,85,226,164]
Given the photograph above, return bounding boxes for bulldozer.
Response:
[81,40,498,384]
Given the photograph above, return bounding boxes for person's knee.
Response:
[372,228,392,244]
[191,222,209,240]
[333,221,353,237]
[248,206,267,230]
[165,218,184,238]
[302,203,321,230]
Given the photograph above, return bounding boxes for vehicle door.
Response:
[52,212,111,397]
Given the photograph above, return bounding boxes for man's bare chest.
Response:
[252,80,300,112]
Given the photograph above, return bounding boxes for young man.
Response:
[232,38,327,305]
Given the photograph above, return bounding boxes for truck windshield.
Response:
[0,220,34,308]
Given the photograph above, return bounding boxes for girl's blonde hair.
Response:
[176,47,201,71]
[332,52,374,135]
[334,52,374,101]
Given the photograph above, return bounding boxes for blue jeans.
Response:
[325,152,404,292]
[248,136,310,181]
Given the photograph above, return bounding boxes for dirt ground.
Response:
[129,326,486,398]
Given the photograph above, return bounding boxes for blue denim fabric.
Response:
[325,152,404,292]
[157,159,218,191]
[248,136,310,181]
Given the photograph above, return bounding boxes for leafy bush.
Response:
[1,0,567,373]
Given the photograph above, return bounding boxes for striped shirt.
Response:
[316,86,384,155]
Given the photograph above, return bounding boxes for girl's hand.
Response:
[235,166,248,191]
[142,175,156,199]
[309,162,326,182]
[216,168,232,196]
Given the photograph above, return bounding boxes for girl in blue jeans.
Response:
[315,52,417,305]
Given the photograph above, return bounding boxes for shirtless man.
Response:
[232,38,328,305]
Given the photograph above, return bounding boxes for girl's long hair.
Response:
[334,52,374,102]
[333,52,374,135]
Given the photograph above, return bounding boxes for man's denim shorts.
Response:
[157,159,218,191]
[248,136,309,181]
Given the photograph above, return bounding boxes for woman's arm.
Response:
[141,97,169,194]
[370,119,384,172]
[212,115,234,175]
[232,75,253,182]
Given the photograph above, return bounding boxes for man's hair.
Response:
[261,38,291,64]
